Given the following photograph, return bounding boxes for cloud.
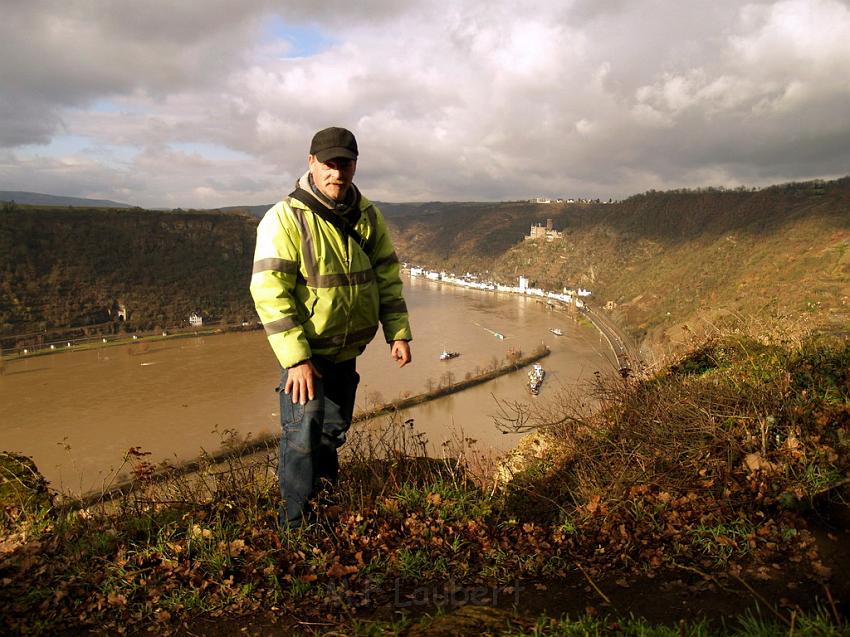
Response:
[1,0,849,206]
[0,96,62,147]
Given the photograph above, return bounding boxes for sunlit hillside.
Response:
[383,178,850,354]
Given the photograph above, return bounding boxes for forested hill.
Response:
[381,178,850,352]
[0,207,258,344]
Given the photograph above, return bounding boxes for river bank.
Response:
[404,267,640,372]
[0,320,262,360]
[2,269,637,377]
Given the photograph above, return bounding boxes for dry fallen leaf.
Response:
[811,562,832,579]
[228,539,247,556]
[744,453,778,474]
[325,563,358,578]
[107,593,127,607]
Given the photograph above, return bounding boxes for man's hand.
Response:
[390,340,412,368]
[284,360,322,405]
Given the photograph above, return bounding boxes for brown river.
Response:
[0,276,614,494]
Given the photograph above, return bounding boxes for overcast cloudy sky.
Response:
[1,0,849,208]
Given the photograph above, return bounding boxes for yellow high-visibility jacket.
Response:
[250,180,411,369]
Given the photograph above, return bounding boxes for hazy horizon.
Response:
[4,172,848,212]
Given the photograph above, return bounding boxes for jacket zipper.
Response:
[339,228,353,354]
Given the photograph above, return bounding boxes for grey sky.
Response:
[1,0,849,208]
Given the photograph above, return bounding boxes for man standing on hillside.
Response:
[250,127,412,528]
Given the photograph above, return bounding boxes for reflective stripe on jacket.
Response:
[250,185,412,369]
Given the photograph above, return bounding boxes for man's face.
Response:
[308,154,357,202]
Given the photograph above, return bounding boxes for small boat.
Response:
[527,363,545,394]
[550,328,563,336]
[477,324,507,340]
[439,350,460,361]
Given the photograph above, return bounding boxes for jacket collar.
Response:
[296,172,361,225]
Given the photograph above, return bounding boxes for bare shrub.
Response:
[499,331,850,524]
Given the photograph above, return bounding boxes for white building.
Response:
[406,261,593,312]
[189,312,204,327]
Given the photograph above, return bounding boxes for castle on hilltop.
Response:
[526,218,562,242]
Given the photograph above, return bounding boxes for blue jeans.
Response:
[276,357,359,527]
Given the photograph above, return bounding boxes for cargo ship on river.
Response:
[528,362,545,395]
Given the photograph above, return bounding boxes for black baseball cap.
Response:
[309,127,358,162]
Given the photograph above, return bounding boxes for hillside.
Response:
[0,191,132,208]
[380,200,564,272]
[218,203,273,219]
[0,207,258,348]
[382,179,850,353]
[2,179,848,354]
